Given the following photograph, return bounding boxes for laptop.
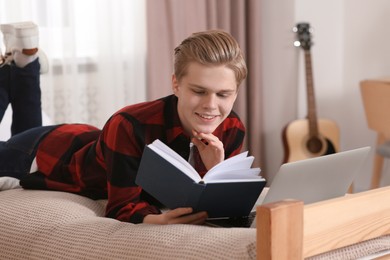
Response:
[206,146,371,228]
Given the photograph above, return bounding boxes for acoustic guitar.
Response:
[282,23,340,163]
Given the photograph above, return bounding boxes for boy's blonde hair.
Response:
[174,30,247,88]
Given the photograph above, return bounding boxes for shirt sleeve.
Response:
[222,114,246,158]
[99,114,160,223]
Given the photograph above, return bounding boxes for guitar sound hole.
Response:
[307,137,323,154]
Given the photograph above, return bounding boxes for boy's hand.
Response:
[192,130,224,170]
[143,208,208,225]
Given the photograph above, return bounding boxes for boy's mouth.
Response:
[196,113,218,120]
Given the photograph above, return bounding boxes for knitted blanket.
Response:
[0,188,389,259]
[0,189,256,260]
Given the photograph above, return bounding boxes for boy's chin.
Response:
[194,127,217,135]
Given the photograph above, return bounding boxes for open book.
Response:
[136,139,266,218]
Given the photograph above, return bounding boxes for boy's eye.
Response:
[193,89,205,95]
[217,93,230,98]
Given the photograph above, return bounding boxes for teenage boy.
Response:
[0,29,247,225]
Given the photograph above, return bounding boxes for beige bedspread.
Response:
[1,188,389,259]
[0,189,256,259]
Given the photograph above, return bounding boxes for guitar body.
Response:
[282,118,340,163]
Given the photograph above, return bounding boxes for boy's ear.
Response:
[172,74,179,95]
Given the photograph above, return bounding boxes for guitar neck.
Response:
[304,49,319,137]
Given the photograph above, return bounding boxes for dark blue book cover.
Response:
[136,144,266,218]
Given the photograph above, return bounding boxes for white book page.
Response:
[148,140,261,184]
[208,156,254,173]
[204,168,262,182]
[207,178,265,183]
[205,153,255,179]
[207,151,249,172]
[149,140,201,182]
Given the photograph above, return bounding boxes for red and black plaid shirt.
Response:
[21,95,245,223]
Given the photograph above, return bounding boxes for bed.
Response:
[0,186,389,259]
[257,186,390,259]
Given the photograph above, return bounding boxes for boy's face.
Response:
[172,62,238,136]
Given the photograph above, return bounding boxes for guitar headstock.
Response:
[293,23,312,50]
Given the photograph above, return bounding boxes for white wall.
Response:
[262,0,390,192]
[261,0,297,182]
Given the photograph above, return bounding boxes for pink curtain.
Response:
[146,0,264,172]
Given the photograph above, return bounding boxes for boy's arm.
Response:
[101,115,160,223]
